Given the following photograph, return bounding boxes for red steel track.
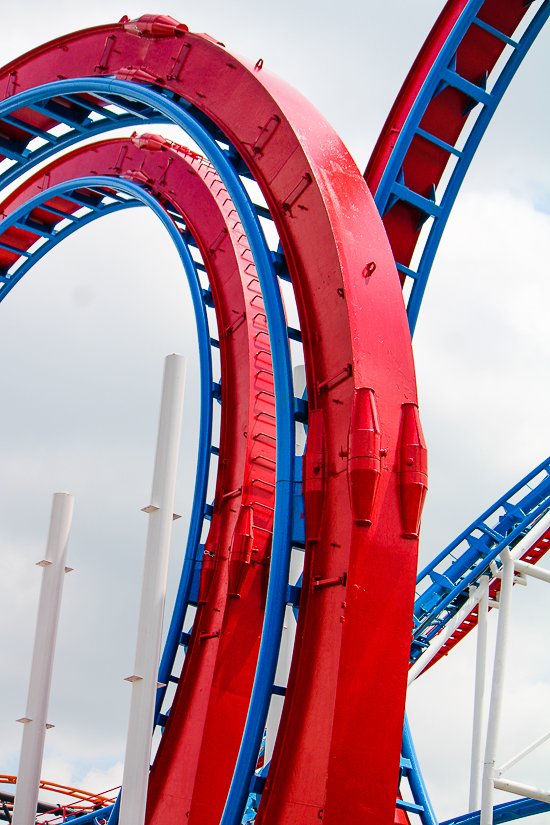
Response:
[0,20,423,823]
[0,134,279,821]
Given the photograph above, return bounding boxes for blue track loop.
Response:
[0,112,168,193]
[0,78,295,825]
[0,177,214,649]
[0,181,213,729]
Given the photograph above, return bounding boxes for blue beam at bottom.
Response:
[441,798,550,825]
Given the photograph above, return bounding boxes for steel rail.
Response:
[366,0,550,334]
[0,77,295,825]
[412,458,550,655]
[0,135,292,824]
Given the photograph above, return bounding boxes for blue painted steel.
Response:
[440,798,550,825]
[106,791,120,825]
[373,0,550,335]
[400,714,438,825]
[0,104,166,192]
[0,201,133,295]
[374,0,484,211]
[0,78,295,825]
[0,175,214,734]
[412,457,550,656]
[406,0,550,333]
[63,803,115,825]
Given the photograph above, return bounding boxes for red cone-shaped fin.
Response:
[124,15,189,38]
[394,797,412,825]
[228,505,254,597]
[302,409,327,541]
[347,387,381,525]
[115,67,161,85]
[398,403,428,538]
[131,132,170,152]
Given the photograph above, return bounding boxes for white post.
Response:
[480,559,515,825]
[493,778,550,804]
[514,559,550,583]
[12,492,74,825]
[469,575,490,812]
[119,354,187,825]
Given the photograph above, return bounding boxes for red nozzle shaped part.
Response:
[398,403,428,539]
[123,15,189,38]
[302,409,327,541]
[115,67,161,85]
[131,132,170,152]
[347,388,381,525]
[122,169,152,185]
[228,505,254,597]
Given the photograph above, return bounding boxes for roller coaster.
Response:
[1,2,550,824]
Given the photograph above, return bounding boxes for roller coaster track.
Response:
[1,3,548,824]
[0,16,421,825]
[411,457,550,661]
[0,131,283,780]
[365,0,550,334]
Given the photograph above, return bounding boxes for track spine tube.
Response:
[302,409,327,540]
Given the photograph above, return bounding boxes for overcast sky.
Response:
[0,2,549,822]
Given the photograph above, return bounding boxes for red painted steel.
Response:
[365,0,536,279]
[0,15,424,823]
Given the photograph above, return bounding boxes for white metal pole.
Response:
[119,354,187,825]
[469,575,490,812]
[480,558,515,825]
[12,492,74,825]
[513,559,550,583]
[493,778,550,804]
[496,729,550,777]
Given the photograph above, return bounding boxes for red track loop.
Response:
[0,134,279,819]
[0,19,423,823]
